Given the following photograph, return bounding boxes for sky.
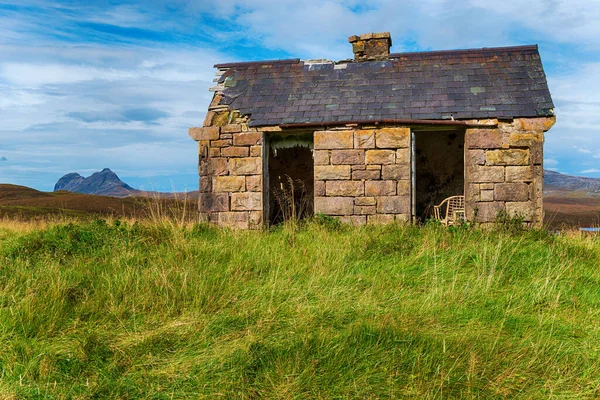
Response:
[1,0,599,192]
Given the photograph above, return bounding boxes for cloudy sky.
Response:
[1,0,599,191]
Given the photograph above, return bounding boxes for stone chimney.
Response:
[348,32,392,61]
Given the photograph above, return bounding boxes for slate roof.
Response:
[214,45,554,127]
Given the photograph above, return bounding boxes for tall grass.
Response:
[0,219,599,398]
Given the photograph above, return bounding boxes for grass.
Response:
[0,218,599,399]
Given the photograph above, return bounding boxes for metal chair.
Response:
[433,195,465,226]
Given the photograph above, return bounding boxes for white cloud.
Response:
[544,158,559,167]
[581,169,600,173]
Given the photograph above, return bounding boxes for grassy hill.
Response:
[0,220,599,398]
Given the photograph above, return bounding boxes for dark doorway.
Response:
[414,130,465,222]
[266,133,314,225]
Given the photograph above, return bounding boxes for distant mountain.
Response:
[54,168,140,197]
[544,170,600,196]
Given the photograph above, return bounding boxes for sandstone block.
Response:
[339,215,367,226]
[382,164,409,180]
[466,128,502,149]
[353,169,381,180]
[505,166,533,182]
[517,116,556,132]
[530,141,543,165]
[480,190,494,201]
[397,180,410,196]
[231,192,262,211]
[466,183,480,203]
[221,146,249,157]
[314,150,330,165]
[326,181,364,197]
[314,130,353,149]
[250,146,262,157]
[315,165,351,180]
[249,211,263,229]
[375,127,410,148]
[480,183,494,190]
[354,130,375,148]
[214,176,245,192]
[508,132,543,147]
[494,183,529,202]
[201,158,228,176]
[355,197,376,206]
[210,139,232,148]
[474,201,505,222]
[365,180,396,196]
[395,214,410,223]
[486,149,529,166]
[229,158,261,175]
[203,111,215,127]
[377,196,409,214]
[246,175,262,192]
[233,132,262,146]
[200,193,229,212]
[468,165,504,183]
[199,176,211,193]
[396,148,410,164]
[314,197,354,215]
[331,150,365,165]
[189,126,219,141]
[367,214,395,224]
[467,150,486,166]
[352,165,366,171]
[355,205,376,215]
[505,201,535,222]
[366,150,395,165]
[218,212,248,229]
[208,148,220,157]
[222,124,242,133]
[314,180,326,196]
[220,133,233,139]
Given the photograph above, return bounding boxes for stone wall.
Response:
[465,117,555,225]
[189,108,264,229]
[313,127,411,225]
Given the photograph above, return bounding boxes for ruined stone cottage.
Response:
[189,32,555,228]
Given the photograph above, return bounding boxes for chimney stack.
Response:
[348,32,392,61]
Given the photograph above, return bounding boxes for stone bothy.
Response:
[189,32,555,229]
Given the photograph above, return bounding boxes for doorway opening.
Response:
[265,132,314,225]
[413,129,465,222]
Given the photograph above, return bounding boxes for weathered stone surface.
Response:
[208,148,220,157]
[486,149,529,166]
[200,193,229,212]
[508,132,543,147]
[474,201,505,222]
[365,180,396,196]
[354,205,376,215]
[199,176,211,193]
[220,133,233,139]
[231,192,262,211]
[505,201,535,222]
[218,212,248,229]
[367,214,395,224]
[505,166,533,182]
[201,158,228,176]
[210,139,232,148]
[203,111,215,127]
[314,130,354,149]
[352,165,366,171]
[468,165,504,182]
[246,175,262,192]
[189,126,219,141]
[467,150,486,166]
[314,180,325,196]
[382,164,409,180]
[339,215,367,226]
[355,197,376,206]
[353,169,381,180]
[480,190,494,201]
[494,183,529,201]
[330,150,365,165]
[377,196,409,214]
[517,116,556,132]
[397,180,410,196]
[214,176,245,192]
[480,183,494,190]
[222,124,242,133]
[229,158,261,175]
[366,150,395,165]
[396,148,410,164]
[314,197,354,215]
[375,128,410,148]
[314,165,351,180]
[233,132,262,146]
[466,183,480,202]
[354,130,375,149]
[221,146,249,157]
[249,211,263,229]
[530,141,543,165]
[466,128,502,149]
[326,181,364,196]
[314,150,330,165]
[250,145,262,157]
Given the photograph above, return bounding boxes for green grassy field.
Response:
[0,219,599,399]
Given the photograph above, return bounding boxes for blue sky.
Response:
[1,0,599,191]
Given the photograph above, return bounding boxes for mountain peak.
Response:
[54,169,138,197]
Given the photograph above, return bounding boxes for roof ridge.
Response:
[214,58,301,69]
[389,45,538,59]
